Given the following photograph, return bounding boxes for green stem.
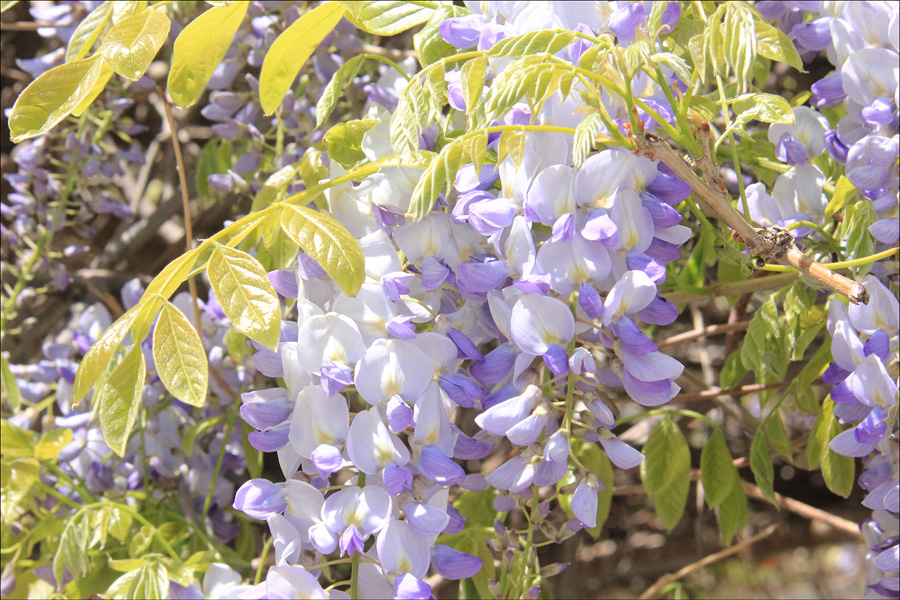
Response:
[359,53,412,82]
[715,73,750,220]
[202,395,240,529]
[760,246,899,272]
[45,462,95,505]
[254,536,273,585]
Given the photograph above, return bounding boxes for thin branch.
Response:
[742,481,862,539]
[671,382,789,403]
[657,321,750,349]
[664,271,800,304]
[639,524,779,600]
[634,132,868,304]
[158,89,203,331]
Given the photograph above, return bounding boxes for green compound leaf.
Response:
[208,244,281,350]
[487,29,577,58]
[700,430,740,508]
[717,478,748,545]
[749,428,777,506]
[641,417,691,530]
[54,510,91,586]
[460,55,487,119]
[104,555,169,600]
[280,204,366,297]
[153,301,209,407]
[8,54,108,143]
[824,175,858,217]
[99,344,146,457]
[65,1,115,62]
[73,305,141,406]
[1,356,23,411]
[35,429,74,461]
[408,132,488,221]
[1,457,39,523]
[340,1,434,36]
[101,8,171,80]
[732,92,794,125]
[324,118,379,169]
[167,1,248,108]
[755,19,804,72]
[259,1,345,115]
[414,5,468,66]
[390,76,428,159]
[316,55,364,128]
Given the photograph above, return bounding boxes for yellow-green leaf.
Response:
[1,419,38,458]
[259,1,345,115]
[207,244,281,349]
[73,305,141,405]
[70,59,114,117]
[8,55,108,143]
[1,2,21,14]
[1,356,22,411]
[35,429,74,460]
[153,301,209,407]
[99,345,146,456]
[101,8,170,80]
[141,247,203,306]
[339,0,433,36]
[825,175,858,217]
[2,458,39,522]
[755,19,804,72]
[280,204,366,297]
[167,1,248,108]
[66,2,115,62]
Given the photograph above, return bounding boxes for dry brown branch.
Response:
[657,321,751,349]
[634,132,868,304]
[639,523,780,599]
[742,481,862,538]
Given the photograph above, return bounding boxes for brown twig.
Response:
[639,523,780,599]
[742,481,862,539]
[658,321,751,349]
[664,272,800,304]
[671,382,789,402]
[634,132,868,304]
[158,89,203,332]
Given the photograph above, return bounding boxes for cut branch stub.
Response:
[635,132,869,305]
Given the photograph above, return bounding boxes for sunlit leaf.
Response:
[824,176,858,217]
[1,357,22,411]
[34,429,74,461]
[487,30,577,58]
[324,118,379,169]
[153,301,209,407]
[9,55,108,143]
[73,305,141,405]
[104,555,168,600]
[413,5,467,66]
[54,509,90,586]
[207,244,281,349]
[0,419,37,458]
[280,204,366,297]
[99,344,146,456]
[316,55,364,128]
[755,19,804,72]
[167,1,248,108]
[339,0,434,36]
[408,132,488,220]
[101,8,170,80]
[259,1,345,115]
[66,1,115,62]
[70,59,114,117]
[251,163,303,212]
